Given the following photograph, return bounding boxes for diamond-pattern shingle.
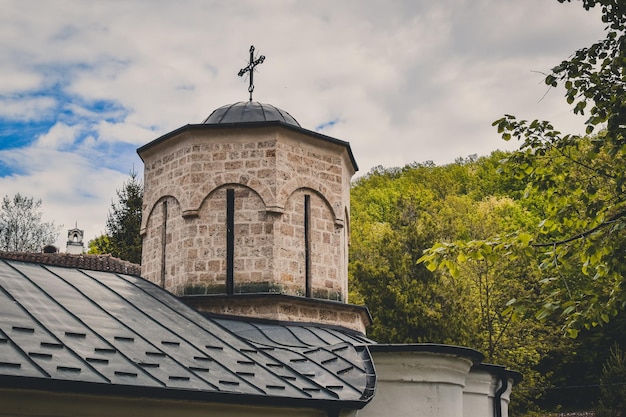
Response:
[0,256,375,408]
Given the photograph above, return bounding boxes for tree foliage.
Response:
[349,155,560,413]
[422,0,626,336]
[596,345,626,417]
[349,4,626,413]
[98,170,143,264]
[494,0,626,333]
[351,153,626,413]
[0,193,60,252]
[87,234,112,255]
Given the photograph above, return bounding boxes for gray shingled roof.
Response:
[0,258,375,408]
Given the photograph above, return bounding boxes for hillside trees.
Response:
[349,155,558,412]
[0,193,60,252]
[349,153,626,413]
[349,5,626,412]
[350,155,540,346]
[349,167,469,343]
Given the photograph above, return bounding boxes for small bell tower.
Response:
[66,225,84,254]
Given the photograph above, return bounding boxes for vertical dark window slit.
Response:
[304,194,311,298]
[160,200,168,288]
[226,189,235,295]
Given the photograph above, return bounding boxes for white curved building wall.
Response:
[359,352,516,417]
[464,368,494,417]
[358,351,474,417]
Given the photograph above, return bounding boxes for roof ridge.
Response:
[0,251,141,276]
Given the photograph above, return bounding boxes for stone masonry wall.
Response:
[140,129,279,230]
[141,196,185,291]
[275,189,344,300]
[140,125,353,299]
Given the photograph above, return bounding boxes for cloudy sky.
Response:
[0,0,606,249]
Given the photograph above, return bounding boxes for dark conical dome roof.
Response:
[203,101,300,127]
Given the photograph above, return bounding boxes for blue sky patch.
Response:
[1,72,129,152]
[0,160,24,178]
[315,118,339,132]
[0,120,55,150]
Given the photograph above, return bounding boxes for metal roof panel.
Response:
[0,259,375,407]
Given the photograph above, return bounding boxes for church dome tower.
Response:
[137,48,369,332]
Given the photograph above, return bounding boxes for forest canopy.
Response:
[349,152,626,414]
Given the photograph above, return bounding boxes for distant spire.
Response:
[238,45,265,102]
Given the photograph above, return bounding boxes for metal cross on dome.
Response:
[238,45,265,102]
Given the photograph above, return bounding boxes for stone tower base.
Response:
[180,293,372,334]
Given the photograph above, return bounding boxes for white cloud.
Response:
[35,122,80,149]
[0,66,43,94]
[0,145,127,248]
[0,0,608,246]
[95,120,156,145]
[0,96,56,120]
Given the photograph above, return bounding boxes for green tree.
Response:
[0,193,60,252]
[103,170,143,264]
[418,193,551,414]
[596,345,626,416]
[350,155,566,413]
[533,313,626,412]
[87,234,113,255]
[424,1,626,336]
[492,0,626,334]
[349,167,450,342]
